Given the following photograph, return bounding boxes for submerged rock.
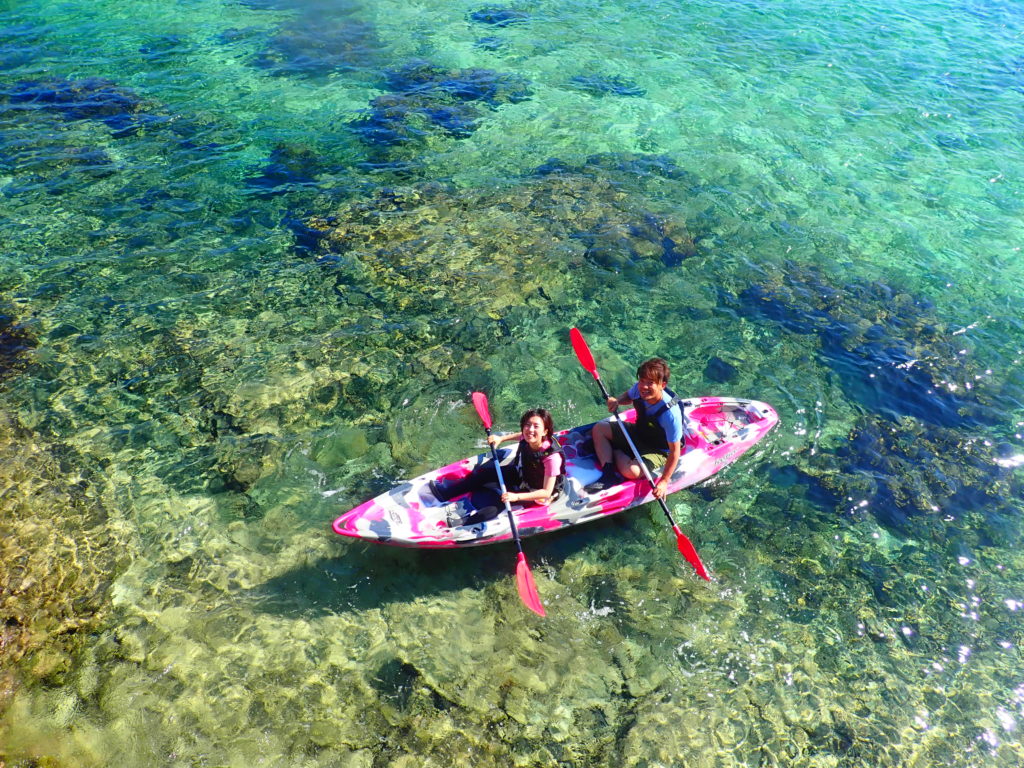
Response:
[724,265,1024,540]
[532,153,697,268]
[0,23,47,70]
[474,36,507,52]
[704,355,738,383]
[246,143,326,195]
[728,264,1003,428]
[349,60,532,158]
[0,313,34,381]
[568,74,646,98]
[252,17,382,79]
[305,164,696,319]
[467,6,530,27]
[138,34,192,62]
[3,77,158,137]
[570,212,695,269]
[0,415,125,690]
[534,151,695,187]
[790,412,1021,540]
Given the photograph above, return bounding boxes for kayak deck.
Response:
[332,396,778,548]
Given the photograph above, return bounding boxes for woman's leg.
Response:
[459,488,504,526]
[434,461,498,501]
[436,462,524,501]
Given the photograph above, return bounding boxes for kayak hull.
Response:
[332,397,778,548]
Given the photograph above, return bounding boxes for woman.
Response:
[429,408,564,527]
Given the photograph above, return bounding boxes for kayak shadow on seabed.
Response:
[247,511,660,618]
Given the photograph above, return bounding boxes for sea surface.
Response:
[1,0,1023,765]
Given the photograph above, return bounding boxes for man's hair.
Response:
[637,358,670,385]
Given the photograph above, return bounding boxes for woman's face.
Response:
[521,415,548,445]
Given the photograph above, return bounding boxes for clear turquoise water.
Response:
[1,0,1023,765]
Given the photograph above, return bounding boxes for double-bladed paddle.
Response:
[471,392,547,617]
[569,328,710,580]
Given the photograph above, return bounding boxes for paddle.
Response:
[471,391,547,617]
[569,328,711,581]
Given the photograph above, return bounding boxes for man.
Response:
[583,357,687,499]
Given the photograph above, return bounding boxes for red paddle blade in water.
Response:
[516,552,546,617]
[471,391,492,430]
[674,525,711,581]
[569,327,599,379]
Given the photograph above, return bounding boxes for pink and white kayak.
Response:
[332,396,778,548]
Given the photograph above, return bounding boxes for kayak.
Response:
[332,396,778,548]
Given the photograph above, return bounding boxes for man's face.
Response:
[637,376,665,404]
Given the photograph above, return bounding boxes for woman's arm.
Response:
[488,430,522,448]
[504,471,558,504]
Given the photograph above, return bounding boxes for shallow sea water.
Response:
[1,0,1023,765]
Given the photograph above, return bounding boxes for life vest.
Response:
[512,438,565,498]
[632,388,686,454]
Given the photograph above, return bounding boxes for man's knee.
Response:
[620,463,643,480]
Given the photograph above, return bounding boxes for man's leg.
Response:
[591,421,614,468]
[614,449,644,480]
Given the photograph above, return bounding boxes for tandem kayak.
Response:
[332,396,778,548]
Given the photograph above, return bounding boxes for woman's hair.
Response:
[520,408,554,438]
[637,357,670,385]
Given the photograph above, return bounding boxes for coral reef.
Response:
[247,143,330,195]
[474,35,507,52]
[727,265,1022,542]
[0,23,47,71]
[2,8,1022,766]
[704,355,738,383]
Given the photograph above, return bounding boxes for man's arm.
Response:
[653,441,680,498]
[606,390,634,412]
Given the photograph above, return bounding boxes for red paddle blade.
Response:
[673,526,710,581]
[569,328,599,379]
[471,391,492,430]
[515,552,546,616]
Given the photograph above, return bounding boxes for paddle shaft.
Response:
[484,427,527,556]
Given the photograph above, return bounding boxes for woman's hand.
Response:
[487,434,500,448]
[501,491,518,504]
